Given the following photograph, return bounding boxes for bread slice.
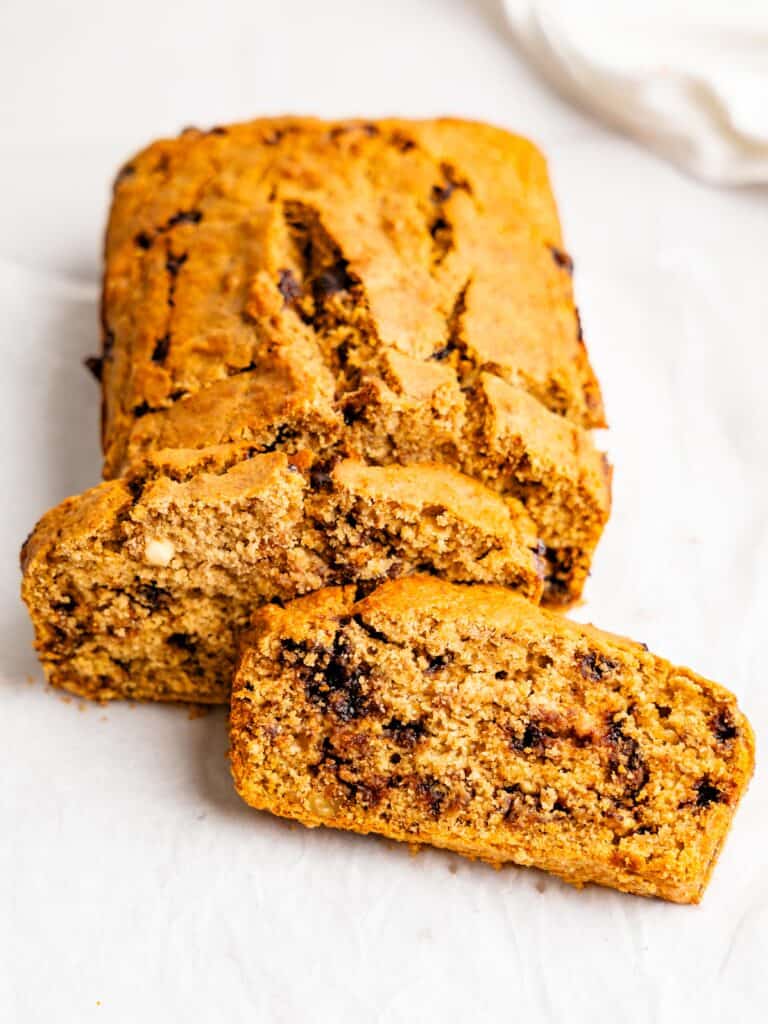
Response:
[230,576,754,903]
[20,450,543,702]
[95,116,610,604]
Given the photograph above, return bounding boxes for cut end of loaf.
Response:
[230,577,754,903]
[20,449,545,703]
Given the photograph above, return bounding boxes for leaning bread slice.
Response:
[230,576,754,903]
[20,449,544,703]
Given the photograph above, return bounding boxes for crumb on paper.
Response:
[100,715,108,723]
[535,878,547,894]
[25,674,35,684]
[448,862,458,875]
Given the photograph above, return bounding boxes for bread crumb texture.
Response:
[21,450,545,702]
[230,577,754,903]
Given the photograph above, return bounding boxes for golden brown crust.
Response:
[230,577,754,904]
[97,116,610,603]
[20,450,545,702]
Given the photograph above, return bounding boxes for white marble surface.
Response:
[1,1,765,1020]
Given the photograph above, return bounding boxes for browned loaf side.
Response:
[97,116,611,604]
[21,449,544,703]
[230,576,754,903]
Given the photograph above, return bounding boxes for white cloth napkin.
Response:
[502,0,768,185]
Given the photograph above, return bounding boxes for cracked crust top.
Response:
[99,116,605,478]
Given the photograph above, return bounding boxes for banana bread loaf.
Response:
[21,449,544,702]
[230,576,754,903]
[96,116,610,604]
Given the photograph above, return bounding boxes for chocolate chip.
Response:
[711,709,738,742]
[310,736,350,773]
[126,477,145,501]
[424,653,452,674]
[134,231,153,250]
[510,722,543,753]
[135,581,171,609]
[300,632,373,722]
[542,545,575,597]
[51,596,76,613]
[50,624,68,647]
[280,637,307,655]
[277,268,303,305]
[606,721,648,796]
[389,132,417,153]
[335,339,351,369]
[341,399,365,426]
[695,778,725,808]
[309,459,337,492]
[262,424,298,452]
[417,775,449,817]
[151,334,170,362]
[166,209,203,228]
[169,389,187,402]
[84,356,103,381]
[655,704,672,719]
[132,401,154,418]
[351,779,386,809]
[167,632,197,652]
[384,717,426,748]
[578,650,619,681]
[495,670,508,680]
[208,126,228,136]
[549,245,574,274]
[103,330,115,360]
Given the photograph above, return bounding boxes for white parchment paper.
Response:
[1,2,765,1020]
